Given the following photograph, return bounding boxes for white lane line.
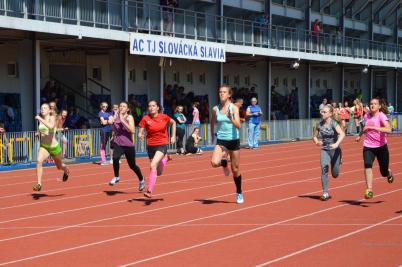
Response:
[1,223,402,230]
[0,174,399,266]
[255,214,402,266]
[119,188,402,267]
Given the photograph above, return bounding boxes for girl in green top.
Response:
[33,103,70,191]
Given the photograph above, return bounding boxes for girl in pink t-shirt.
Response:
[356,98,394,199]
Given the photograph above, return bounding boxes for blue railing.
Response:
[0,0,402,63]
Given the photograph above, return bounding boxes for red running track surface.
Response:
[0,137,401,266]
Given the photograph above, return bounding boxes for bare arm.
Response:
[364,120,391,134]
[120,114,135,133]
[210,107,217,142]
[228,105,241,129]
[138,127,145,141]
[312,127,322,146]
[169,118,176,144]
[330,124,345,149]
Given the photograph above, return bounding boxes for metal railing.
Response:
[1,115,401,166]
[1,0,401,63]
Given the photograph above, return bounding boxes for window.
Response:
[323,80,328,89]
[92,67,101,80]
[186,72,193,84]
[129,69,136,82]
[173,71,180,83]
[291,78,296,87]
[143,70,147,81]
[199,73,206,84]
[245,76,250,86]
[7,62,18,78]
[315,79,320,88]
[234,75,240,85]
[283,78,288,87]
[223,75,229,84]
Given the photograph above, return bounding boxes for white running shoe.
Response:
[109,177,120,186]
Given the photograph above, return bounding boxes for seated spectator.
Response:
[0,122,10,164]
[185,128,202,155]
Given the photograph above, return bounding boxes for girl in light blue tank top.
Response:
[210,85,244,204]
[215,103,239,141]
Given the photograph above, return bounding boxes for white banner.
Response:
[129,33,226,62]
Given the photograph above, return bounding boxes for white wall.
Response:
[224,61,268,115]
[310,67,341,102]
[0,44,19,94]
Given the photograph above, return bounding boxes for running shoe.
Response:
[387,171,394,184]
[364,189,374,199]
[236,193,244,204]
[139,179,145,192]
[109,159,122,164]
[320,192,330,201]
[33,184,42,192]
[62,168,70,182]
[144,190,152,198]
[109,177,120,186]
[101,161,109,166]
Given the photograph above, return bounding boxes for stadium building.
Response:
[0,0,401,131]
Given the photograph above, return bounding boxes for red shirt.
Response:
[139,113,171,146]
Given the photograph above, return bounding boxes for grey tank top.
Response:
[317,119,339,150]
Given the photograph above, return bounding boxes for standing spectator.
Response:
[192,101,200,128]
[353,98,363,135]
[98,102,112,165]
[319,98,328,111]
[174,105,186,155]
[387,102,394,114]
[56,109,69,158]
[246,97,263,149]
[312,19,320,52]
[234,98,246,122]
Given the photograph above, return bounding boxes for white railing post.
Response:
[60,0,63,23]
[92,0,96,26]
[76,0,80,25]
[107,0,110,28]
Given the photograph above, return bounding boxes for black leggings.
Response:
[176,128,185,152]
[363,144,390,177]
[113,145,143,180]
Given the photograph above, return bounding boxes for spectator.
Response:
[0,122,10,164]
[174,105,186,155]
[185,128,202,155]
[246,97,262,149]
[192,101,200,128]
[319,98,328,111]
[388,102,395,114]
[56,109,69,158]
[234,98,246,122]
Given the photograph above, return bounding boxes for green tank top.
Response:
[215,103,239,141]
[38,122,56,136]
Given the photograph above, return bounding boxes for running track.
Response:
[0,137,401,266]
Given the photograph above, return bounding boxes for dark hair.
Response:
[372,98,389,115]
[192,127,199,134]
[148,100,161,113]
[119,101,131,114]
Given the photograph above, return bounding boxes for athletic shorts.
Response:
[40,143,62,157]
[147,145,168,159]
[216,139,240,151]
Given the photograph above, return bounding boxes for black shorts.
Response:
[147,145,168,159]
[216,139,240,151]
[363,144,390,177]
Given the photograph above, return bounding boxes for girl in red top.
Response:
[138,100,176,198]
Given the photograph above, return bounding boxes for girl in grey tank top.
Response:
[313,104,345,201]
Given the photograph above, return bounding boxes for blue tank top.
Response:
[248,105,261,124]
[215,103,239,141]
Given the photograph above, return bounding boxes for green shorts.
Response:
[40,143,62,157]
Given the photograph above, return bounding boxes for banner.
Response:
[129,33,226,62]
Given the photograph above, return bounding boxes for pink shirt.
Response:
[363,112,388,148]
[193,107,200,123]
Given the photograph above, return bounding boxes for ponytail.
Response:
[378,98,389,115]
